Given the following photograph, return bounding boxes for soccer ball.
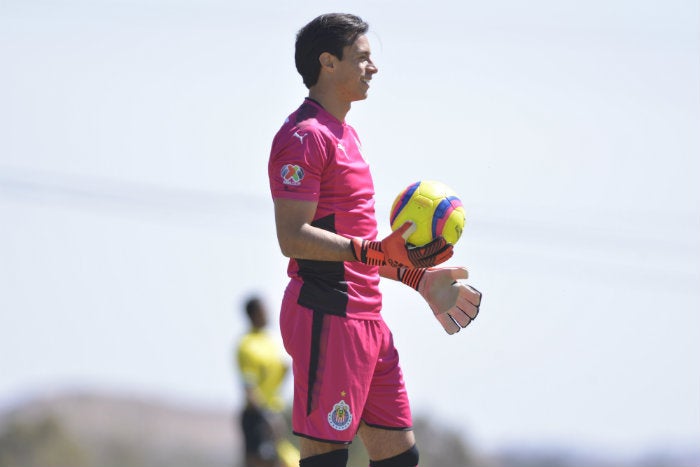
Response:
[389,180,466,247]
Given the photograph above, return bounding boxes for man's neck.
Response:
[308,88,350,123]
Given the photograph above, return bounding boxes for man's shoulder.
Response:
[239,330,277,347]
[293,99,323,125]
[280,100,338,134]
[273,116,334,153]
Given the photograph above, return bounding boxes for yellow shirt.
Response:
[236,329,288,412]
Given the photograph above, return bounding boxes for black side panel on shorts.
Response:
[297,214,349,317]
[306,309,325,416]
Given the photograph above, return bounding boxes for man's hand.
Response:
[419,267,481,334]
[396,266,482,334]
[351,222,453,268]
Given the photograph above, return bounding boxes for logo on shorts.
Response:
[281,164,304,185]
[327,400,352,431]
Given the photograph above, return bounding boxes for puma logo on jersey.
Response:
[293,131,308,144]
[337,143,347,157]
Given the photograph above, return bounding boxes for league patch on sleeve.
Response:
[281,164,304,186]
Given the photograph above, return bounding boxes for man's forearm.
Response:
[278,223,356,262]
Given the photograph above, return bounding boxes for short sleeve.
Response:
[268,126,328,201]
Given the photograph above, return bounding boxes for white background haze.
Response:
[1,0,698,460]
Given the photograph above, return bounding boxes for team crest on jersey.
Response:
[327,400,352,431]
[281,164,304,185]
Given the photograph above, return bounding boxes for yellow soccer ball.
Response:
[389,180,466,247]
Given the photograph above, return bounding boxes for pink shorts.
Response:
[280,291,413,444]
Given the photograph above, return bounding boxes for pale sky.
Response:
[1,0,698,460]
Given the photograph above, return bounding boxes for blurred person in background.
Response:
[236,296,299,467]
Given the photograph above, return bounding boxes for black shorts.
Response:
[241,406,277,461]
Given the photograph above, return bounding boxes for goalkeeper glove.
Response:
[398,266,482,335]
[351,221,453,269]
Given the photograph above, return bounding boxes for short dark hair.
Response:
[295,13,369,89]
[244,297,262,320]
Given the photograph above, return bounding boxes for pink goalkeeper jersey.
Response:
[268,98,382,319]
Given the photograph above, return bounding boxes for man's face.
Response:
[333,34,378,102]
[251,307,268,329]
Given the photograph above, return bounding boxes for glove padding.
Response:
[415,267,482,334]
[351,221,453,269]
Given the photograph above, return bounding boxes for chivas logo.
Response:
[327,400,352,431]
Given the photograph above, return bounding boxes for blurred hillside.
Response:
[0,392,235,467]
[0,391,481,467]
[0,391,697,467]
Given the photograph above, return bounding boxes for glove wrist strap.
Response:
[397,267,426,291]
[351,238,385,266]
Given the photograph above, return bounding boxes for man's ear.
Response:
[319,52,335,72]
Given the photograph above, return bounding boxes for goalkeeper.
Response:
[268,13,482,467]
